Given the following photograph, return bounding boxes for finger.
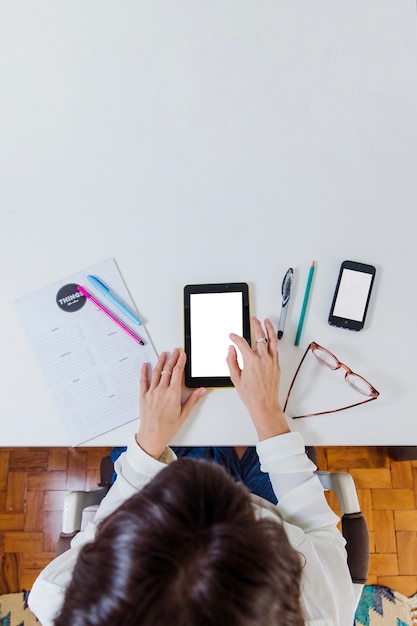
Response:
[167,349,185,387]
[181,387,206,420]
[140,362,149,399]
[264,318,278,352]
[150,352,168,388]
[252,317,269,349]
[226,344,241,384]
[159,348,180,385]
[229,332,252,357]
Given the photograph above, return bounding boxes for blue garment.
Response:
[172,447,277,504]
[110,445,277,505]
[110,447,128,484]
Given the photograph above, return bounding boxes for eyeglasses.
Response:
[283,341,380,419]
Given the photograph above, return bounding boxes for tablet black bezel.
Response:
[184,283,251,388]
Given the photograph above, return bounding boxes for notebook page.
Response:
[16,258,158,445]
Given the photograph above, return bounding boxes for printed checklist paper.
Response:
[15,259,158,445]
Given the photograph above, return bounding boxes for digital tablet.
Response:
[184,283,251,388]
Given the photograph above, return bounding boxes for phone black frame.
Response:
[184,283,251,388]
[328,260,376,331]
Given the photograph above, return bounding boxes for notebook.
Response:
[15,258,158,445]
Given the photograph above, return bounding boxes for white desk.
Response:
[1,0,417,446]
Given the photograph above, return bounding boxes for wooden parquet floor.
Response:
[0,445,416,596]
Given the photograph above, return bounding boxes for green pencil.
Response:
[294,261,316,346]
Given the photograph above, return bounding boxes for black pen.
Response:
[278,268,293,339]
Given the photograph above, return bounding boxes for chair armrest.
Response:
[316,471,360,515]
[317,470,369,587]
[56,531,79,557]
[342,512,370,584]
[62,486,109,533]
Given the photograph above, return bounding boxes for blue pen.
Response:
[87,275,142,325]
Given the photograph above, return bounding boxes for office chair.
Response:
[56,455,113,556]
[56,453,369,607]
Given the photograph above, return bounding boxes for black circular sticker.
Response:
[56,283,86,312]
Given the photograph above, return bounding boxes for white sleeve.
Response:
[91,436,176,527]
[257,431,340,531]
[28,435,176,625]
[257,431,356,626]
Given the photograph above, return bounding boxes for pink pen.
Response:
[77,285,145,346]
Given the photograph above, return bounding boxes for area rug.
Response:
[355,585,417,626]
[0,592,38,625]
[1,585,417,625]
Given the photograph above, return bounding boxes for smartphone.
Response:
[328,260,376,331]
[184,283,251,388]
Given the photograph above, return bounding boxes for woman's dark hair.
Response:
[55,458,303,626]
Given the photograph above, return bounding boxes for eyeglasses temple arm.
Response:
[291,396,378,419]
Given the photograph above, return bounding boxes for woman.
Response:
[29,318,355,625]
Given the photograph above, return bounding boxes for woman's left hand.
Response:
[136,349,206,459]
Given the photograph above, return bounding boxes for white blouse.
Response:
[29,431,355,626]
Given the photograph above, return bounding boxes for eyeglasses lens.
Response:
[312,346,339,370]
[346,373,374,396]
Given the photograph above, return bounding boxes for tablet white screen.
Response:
[190,292,243,377]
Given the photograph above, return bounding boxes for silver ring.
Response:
[161,370,172,376]
[256,337,268,344]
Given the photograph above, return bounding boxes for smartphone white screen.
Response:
[333,269,373,321]
[190,292,243,377]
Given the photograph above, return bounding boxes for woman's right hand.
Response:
[226,317,290,441]
[137,349,206,459]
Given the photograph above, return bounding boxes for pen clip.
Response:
[281,268,293,298]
